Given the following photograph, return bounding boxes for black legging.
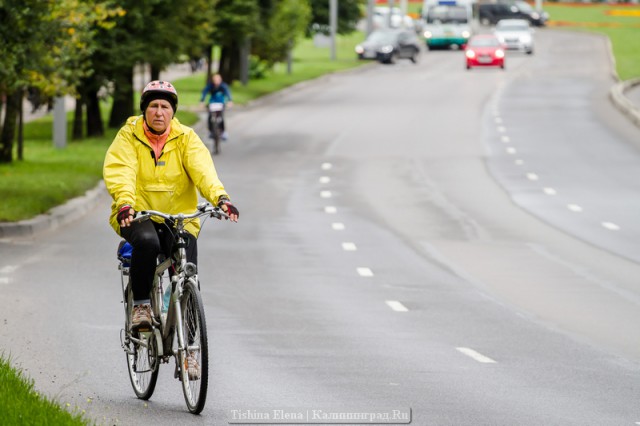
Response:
[121,219,198,302]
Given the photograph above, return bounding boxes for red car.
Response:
[465,35,505,70]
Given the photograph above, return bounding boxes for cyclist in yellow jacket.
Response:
[103,80,239,331]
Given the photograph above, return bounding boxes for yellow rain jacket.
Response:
[103,115,229,237]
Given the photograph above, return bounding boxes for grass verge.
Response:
[545,3,640,80]
[0,355,88,425]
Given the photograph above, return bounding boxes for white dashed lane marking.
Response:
[456,347,497,364]
[543,187,557,195]
[386,301,409,312]
[320,190,332,198]
[0,277,9,285]
[321,162,332,170]
[526,173,539,181]
[567,204,583,212]
[497,126,506,133]
[342,242,357,251]
[501,136,510,143]
[357,267,374,277]
[332,222,345,230]
[602,222,621,231]
[515,159,524,166]
[506,147,517,155]
[0,265,18,274]
[319,176,331,184]
[324,206,337,214]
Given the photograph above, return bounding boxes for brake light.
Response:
[465,50,476,59]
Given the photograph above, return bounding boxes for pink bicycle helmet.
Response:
[140,80,178,113]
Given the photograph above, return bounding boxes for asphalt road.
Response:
[2,28,640,425]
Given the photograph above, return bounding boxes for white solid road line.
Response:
[602,222,621,231]
[320,190,332,198]
[321,162,332,170]
[332,222,345,230]
[324,206,337,214]
[357,267,374,277]
[456,347,497,364]
[385,300,409,312]
[342,242,357,251]
[319,176,331,184]
[567,204,583,212]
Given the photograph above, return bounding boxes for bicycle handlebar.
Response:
[132,202,228,224]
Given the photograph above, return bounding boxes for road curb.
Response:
[610,78,640,129]
[0,181,107,238]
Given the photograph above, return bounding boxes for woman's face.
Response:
[145,99,173,133]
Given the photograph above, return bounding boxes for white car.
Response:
[493,19,534,54]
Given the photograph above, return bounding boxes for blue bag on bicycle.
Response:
[117,240,133,266]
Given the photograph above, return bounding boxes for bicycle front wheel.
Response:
[124,286,159,399]
[179,279,209,414]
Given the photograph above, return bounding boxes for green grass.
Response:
[0,356,88,425]
[544,3,640,80]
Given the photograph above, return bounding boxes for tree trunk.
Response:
[73,96,84,140]
[17,90,23,161]
[219,41,241,83]
[205,44,214,85]
[109,67,134,129]
[0,91,21,163]
[86,87,104,137]
[150,65,160,82]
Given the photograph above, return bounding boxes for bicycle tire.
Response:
[178,279,209,414]
[124,285,159,399]
[212,114,221,155]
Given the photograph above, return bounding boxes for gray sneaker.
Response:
[186,352,201,380]
[131,304,152,330]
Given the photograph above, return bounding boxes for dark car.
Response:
[356,29,421,64]
[378,29,421,64]
[478,0,548,27]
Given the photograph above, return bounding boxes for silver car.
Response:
[493,19,534,55]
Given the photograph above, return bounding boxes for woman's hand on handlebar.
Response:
[217,200,239,222]
[117,204,135,228]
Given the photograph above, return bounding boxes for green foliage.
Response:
[213,0,260,46]
[0,356,88,425]
[253,0,312,66]
[0,0,120,97]
[307,0,363,36]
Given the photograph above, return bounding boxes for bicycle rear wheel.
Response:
[124,285,159,399]
[178,279,209,414]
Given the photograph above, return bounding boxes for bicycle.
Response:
[117,202,227,414]
[207,102,225,156]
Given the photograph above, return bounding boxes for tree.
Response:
[94,0,217,128]
[0,0,103,163]
[212,0,260,83]
[253,0,312,67]
[307,0,363,36]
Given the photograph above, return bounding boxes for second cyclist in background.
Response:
[200,73,233,141]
